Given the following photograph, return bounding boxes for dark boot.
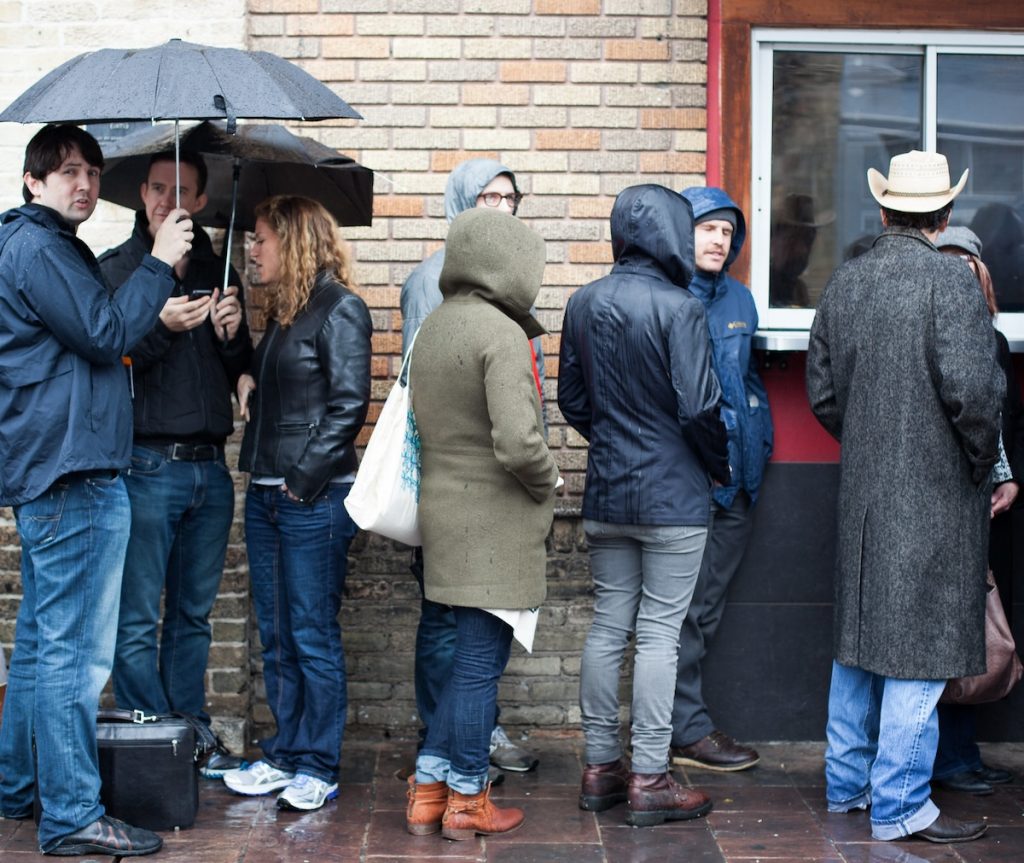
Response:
[442,784,524,841]
[579,758,630,811]
[405,777,448,835]
[625,771,713,827]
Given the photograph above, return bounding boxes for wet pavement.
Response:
[3,737,1024,861]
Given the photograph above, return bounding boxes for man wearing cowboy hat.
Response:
[806,150,1003,844]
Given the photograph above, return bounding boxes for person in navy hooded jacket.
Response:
[669,186,773,773]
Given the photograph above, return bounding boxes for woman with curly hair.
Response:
[222,196,372,811]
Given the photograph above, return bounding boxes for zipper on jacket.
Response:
[247,324,279,469]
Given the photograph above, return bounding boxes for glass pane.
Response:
[937,54,1024,312]
[769,52,922,308]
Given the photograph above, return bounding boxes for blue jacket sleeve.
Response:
[26,243,173,364]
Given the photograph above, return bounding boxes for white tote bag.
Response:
[345,342,422,546]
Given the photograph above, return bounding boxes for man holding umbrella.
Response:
[0,124,192,856]
[99,150,252,778]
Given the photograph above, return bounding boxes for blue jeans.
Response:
[245,483,357,784]
[0,473,130,852]
[579,520,707,774]
[933,703,982,779]
[416,607,513,794]
[410,548,457,747]
[825,661,944,840]
[114,446,234,722]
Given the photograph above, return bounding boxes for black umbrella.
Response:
[0,38,360,125]
[0,39,363,209]
[101,121,374,288]
[101,121,374,229]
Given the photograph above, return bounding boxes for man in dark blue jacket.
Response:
[668,187,773,773]
[559,184,729,827]
[99,151,252,779]
[0,124,192,857]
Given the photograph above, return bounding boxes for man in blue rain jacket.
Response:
[669,186,774,773]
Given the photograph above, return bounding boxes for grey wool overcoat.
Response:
[411,208,559,609]
[806,227,1003,680]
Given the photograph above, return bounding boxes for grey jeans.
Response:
[579,519,708,774]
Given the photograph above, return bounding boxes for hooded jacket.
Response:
[411,209,558,608]
[400,159,544,389]
[558,185,730,527]
[682,186,773,507]
[99,211,253,445]
[0,204,174,505]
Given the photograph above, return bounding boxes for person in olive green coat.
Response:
[407,207,558,839]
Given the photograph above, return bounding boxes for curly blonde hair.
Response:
[254,195,357,328]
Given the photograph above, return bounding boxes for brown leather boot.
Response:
[405,777,448,835]
[441,784,524,841]
[579,758,630,811]
[625,771,713,827]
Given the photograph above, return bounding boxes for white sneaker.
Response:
[223,760,295,796]
[276,774,339,811]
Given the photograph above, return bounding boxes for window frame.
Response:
[750,28,1024,340]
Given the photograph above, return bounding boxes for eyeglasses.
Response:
[477,192,524,214]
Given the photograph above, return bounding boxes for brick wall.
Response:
[0,0,711,747]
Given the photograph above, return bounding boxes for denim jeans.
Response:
[416,607,513,794]
[245,483,358,784]
[825,660,944,840]
[579,520,707,774]
[672,492,754,746]
[0,473,130,852]
[409,548,457,747]
[933,703,982,779]
[114,446,234,722]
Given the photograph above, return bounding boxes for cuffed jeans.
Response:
[416,607,513,794]
[671,492,755,747]
[114,446,234,723]
[825,660,944,840]
[579,520,707,774]
[245,483,358,784]
[0,473,130,852]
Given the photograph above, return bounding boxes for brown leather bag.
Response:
[942,572,1023,704]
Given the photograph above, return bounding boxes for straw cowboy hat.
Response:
[867,150,968,213]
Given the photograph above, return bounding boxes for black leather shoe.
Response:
[934,770,994,796]
[974,763,1013,784]
[670,731,759,772]
[908,813,987,843]
[46,815,162,857]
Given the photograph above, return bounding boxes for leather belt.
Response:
[143,443,223,462]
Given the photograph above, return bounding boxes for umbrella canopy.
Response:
[100,121,374,229]
[0,39,361,125]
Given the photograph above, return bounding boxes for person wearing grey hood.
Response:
[400,159,543,776]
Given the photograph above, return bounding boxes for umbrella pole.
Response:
[220,158,242,345]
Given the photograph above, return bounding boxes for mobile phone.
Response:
[188,288,213,301]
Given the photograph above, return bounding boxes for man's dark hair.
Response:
[22,124,104,204]
[147,150,209,196]
[882,203,953,233]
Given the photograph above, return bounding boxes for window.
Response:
[751,30,1024,338]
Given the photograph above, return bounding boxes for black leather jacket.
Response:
[99,211,253,445]
[238,272,372,501]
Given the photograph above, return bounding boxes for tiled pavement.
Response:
[3,738,1024,862]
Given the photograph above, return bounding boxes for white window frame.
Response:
[750,28,1024,346]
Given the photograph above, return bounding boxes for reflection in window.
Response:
[937,55,1024,312]
[769,52,922,308]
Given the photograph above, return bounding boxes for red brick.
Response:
[640,108,706,129]
[536,130,599,150]
[372,197,425,218]
[605,40,670,61]
[500,61,566,82]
